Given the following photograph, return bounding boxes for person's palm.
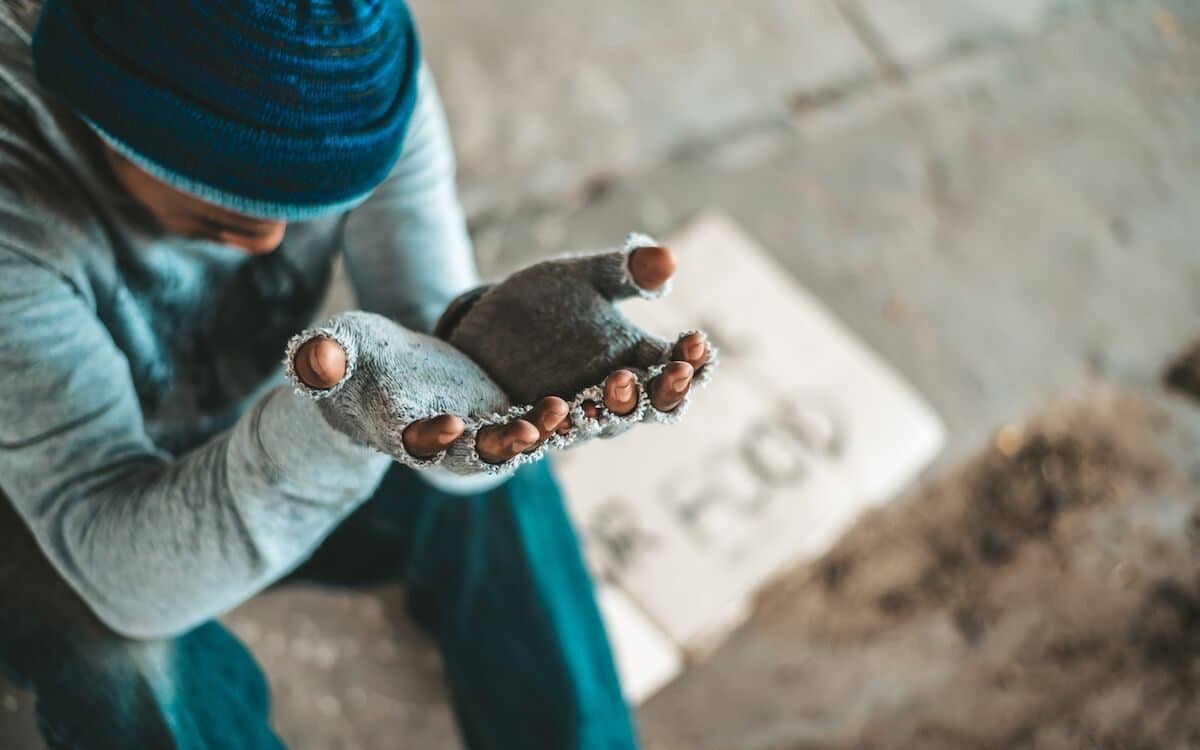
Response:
[440,235,715,458]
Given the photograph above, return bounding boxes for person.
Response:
[0,1,711,748]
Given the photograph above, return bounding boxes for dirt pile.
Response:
[645,388,1200,749]
[1164,337,1200,404]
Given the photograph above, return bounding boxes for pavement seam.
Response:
[832,0,907,85]
[463,1,1109,239]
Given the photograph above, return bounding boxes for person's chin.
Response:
[217,230,286,254]
[231,242,282,255]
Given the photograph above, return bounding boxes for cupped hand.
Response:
[441,236,717,443]
[289,235,716,471]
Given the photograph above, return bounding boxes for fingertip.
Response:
[533,397,569,434]
[509,419,540,452]
[404,415,461,459]
[674,333,709,367]
[665,360,695,380]
[434,414,465,441]
[650,361,694,411]
[605,369,637,388]
[295,336,346,389]
[311,338,346,382]
[540,396,570,417]
[603,369,639,415]
[630,245,676,291]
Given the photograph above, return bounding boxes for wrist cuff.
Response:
[434,284,495,340]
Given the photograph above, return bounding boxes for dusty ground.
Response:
[2,0,1200,748]
[642,387,1200,749]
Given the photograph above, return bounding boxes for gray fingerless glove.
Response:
[437,233,717,441]
[285,235,715,473]
[284,311,544,475]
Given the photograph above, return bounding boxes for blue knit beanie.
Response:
[31,0,421,220]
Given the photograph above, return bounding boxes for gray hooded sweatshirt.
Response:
[0,10,479,639]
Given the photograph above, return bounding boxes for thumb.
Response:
[292,336,347,390]
[629,245,676,292]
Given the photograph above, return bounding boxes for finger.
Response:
[476,419,540,464]
[672,332,710,371]
[629,246,676,291]
[293,336,346,390]
[402,415,465,459]
[603,369,638,416]
[581,400,603,420]
[649,361,694,412]
[527,396,570,441]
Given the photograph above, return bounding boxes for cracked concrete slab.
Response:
[406,0,876,217]
[475,0,1200,471]
[845,0,1087,68]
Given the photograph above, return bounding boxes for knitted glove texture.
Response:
[442,233,717,441]
[284,234,716,474]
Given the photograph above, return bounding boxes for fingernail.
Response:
[307,338,346,388]
[672,377,690,394]
[616,382,634,401]
[511,438,534,453]
[684,341,705,360]
[541,413,561,431]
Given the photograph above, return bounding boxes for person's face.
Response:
[102,143,287,254]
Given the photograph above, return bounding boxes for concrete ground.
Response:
[2,0,1199,747]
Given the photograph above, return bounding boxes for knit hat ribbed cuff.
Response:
[85,116,376,220]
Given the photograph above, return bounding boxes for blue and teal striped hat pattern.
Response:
[32,0,421,220]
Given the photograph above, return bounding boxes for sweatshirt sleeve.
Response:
[342,61,480,335]
[0,246,391,640]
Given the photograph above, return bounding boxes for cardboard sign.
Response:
[559,214,944,698]
[594,583,684,704]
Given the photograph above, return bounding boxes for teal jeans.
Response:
[0,462,638,749]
